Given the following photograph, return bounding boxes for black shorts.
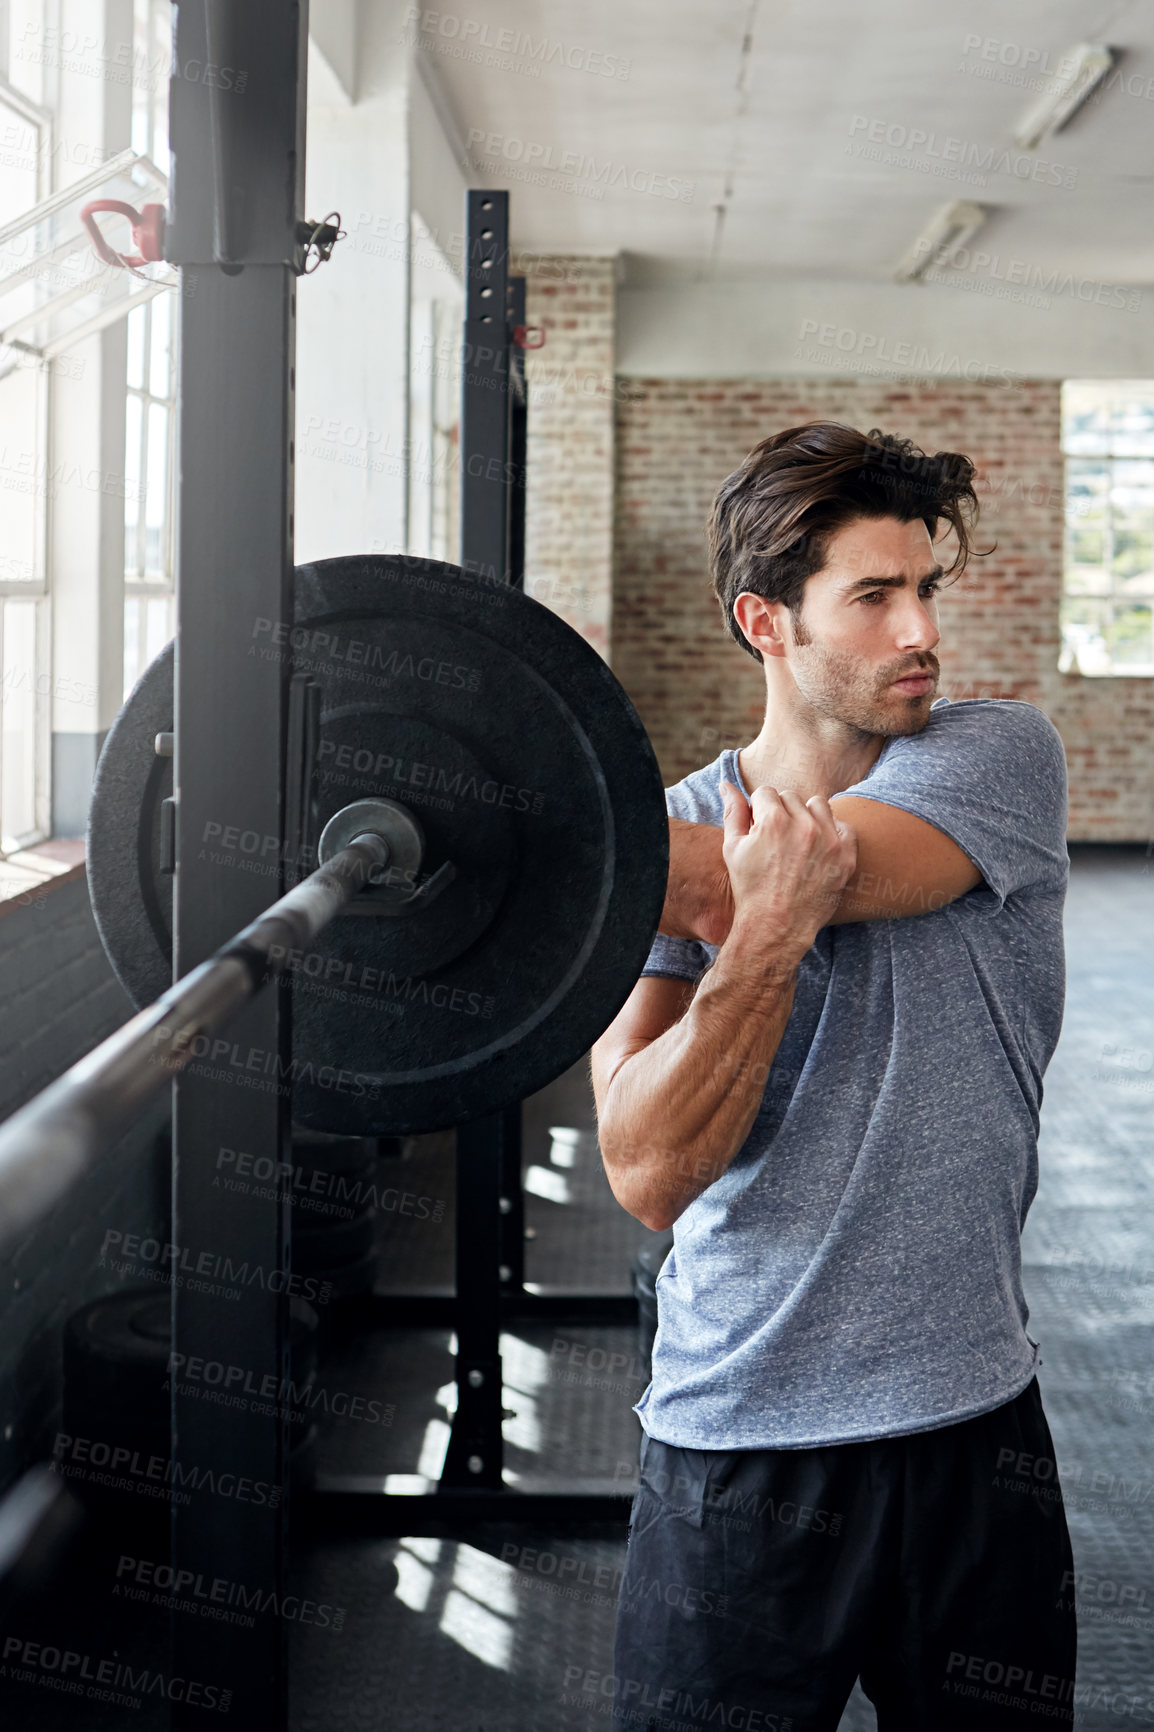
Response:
[614,1377,1076,1732]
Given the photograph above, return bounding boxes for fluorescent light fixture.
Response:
[894,201,987,284]
[1014,43,1114,150]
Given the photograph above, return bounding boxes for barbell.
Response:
[87,554,669,1136]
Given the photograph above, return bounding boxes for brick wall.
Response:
[612,376,1154,842]
[523,256,616,658]
[0,873,168,1492]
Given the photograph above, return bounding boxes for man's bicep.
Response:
[590,974,697,1112]
[825,795,982,924]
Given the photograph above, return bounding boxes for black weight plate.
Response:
[86,553,669,1135]
[63,1290,319,1417]
[288,554,668,1134]
[290,1130,379,1174]
[87,640,174,1009]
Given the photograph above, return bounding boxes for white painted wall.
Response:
[409,55,470,289]
[294,28,411,563]
[617,279,1154,379]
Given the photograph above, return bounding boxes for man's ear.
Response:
[734,592,790,661]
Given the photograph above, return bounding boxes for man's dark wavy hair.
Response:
[707,421,984,663]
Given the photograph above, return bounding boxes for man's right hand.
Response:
[720,783,858,961]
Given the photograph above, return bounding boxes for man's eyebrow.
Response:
[838,565,944,594]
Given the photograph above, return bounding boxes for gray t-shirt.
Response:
[635,697,1069,1450]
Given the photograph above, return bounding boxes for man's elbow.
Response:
[599,1130,677,1232]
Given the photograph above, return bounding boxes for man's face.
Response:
[759,514,943,737]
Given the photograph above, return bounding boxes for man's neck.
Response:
[737,709,886,802]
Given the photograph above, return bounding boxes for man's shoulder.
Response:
[926,695,1063,740]
[902,697,1067,775]
[665,752,730,824]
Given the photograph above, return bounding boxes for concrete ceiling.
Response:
[413,0,1154,286]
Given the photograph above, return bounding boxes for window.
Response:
[0,1,49,847]
[123,288,175,693]
[123,0,175,695]
[1061,381,1154,677]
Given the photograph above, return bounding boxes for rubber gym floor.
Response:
[3,844,1150,1731]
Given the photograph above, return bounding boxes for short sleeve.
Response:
[831,700,1069,911]
[635,763,728,984]
[640,932,711,984]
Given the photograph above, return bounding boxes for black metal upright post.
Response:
[166,2,306,1723]
[459,190,512,586]
[443,192,514,1491]
[499,269,529,1295]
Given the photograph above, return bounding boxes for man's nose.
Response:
[894,594,940,654]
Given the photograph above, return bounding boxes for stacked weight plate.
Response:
[290,1129,378,1302]
[59,1291,319,1529]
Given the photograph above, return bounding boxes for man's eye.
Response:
[859,591,887,605]
[920,583,941,598]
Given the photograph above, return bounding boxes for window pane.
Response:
[127,303,147,392]
[0,367,40,582]
[0,97,39,227]
[2,599,39,845]
[145,596,172,665]
[145,402,168,574]
[124,393,143,576]
[1059,600,1112,677]
[1107,604,1154,671]
[123,598,141,699]
[5,1,47,107]
[149,290,171,397]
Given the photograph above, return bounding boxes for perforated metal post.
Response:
[444,190,515,1491]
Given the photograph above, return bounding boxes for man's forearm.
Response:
[599,919,800,1230]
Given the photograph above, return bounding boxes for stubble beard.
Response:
[789,630,939,739]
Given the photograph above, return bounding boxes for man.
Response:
[591,422,1076,1731]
